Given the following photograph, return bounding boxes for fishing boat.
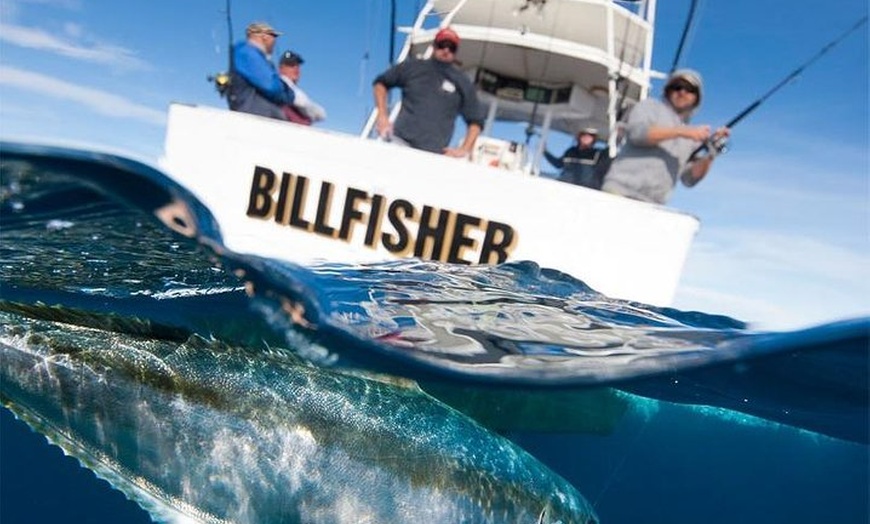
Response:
[160,0,699,306]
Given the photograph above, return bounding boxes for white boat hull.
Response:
[161,104,698,306]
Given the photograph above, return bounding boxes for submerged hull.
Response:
[161,104,698,306]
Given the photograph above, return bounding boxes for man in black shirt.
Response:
[373,27,485,157]
[544,128,610,189]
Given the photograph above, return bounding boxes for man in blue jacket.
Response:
[228,22,295,120]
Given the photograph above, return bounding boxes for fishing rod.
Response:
[612,15,634,122]
[225,0,234,73]
[208,0,234,97]
[691,14,868,159]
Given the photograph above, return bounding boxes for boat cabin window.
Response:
[475,68,571,105]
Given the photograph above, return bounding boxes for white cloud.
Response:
[668,115,868,330]
[675,227,870,330]
[62,21,83,38]
[672,132,868,254]
[0,65,165,126]
[0,23,152,71]
[673,285,793,328]
[716,156,867,201]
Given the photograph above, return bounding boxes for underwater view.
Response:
[0,144,867,523]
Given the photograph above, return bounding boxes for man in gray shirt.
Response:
[601,69,730,205]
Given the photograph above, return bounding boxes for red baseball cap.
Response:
[435,27,460,46]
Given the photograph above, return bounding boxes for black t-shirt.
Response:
[374,58,485,153]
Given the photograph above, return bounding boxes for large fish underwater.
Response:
[0,308,596,523]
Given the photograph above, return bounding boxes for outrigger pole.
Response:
[225,0,234,73]
[208,0,234,96]
[670,0,700,73]
[388,0,397,65]
[693,14,868,158]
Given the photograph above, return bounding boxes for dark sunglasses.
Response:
[435,40,458,53]
[667,82,698,95]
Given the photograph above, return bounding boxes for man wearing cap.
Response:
[278,50,327,125]
[601,69,730,205]
[227,22,295,120]
[544,127,609,189]
[372,27,485,157]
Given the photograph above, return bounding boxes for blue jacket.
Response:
[228,41,295,120]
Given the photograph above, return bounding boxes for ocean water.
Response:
[0,142,867,523]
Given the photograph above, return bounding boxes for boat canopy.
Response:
[363,0,659,168]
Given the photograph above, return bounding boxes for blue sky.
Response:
[1,0,867,330]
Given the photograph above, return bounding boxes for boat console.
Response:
[471,136,528,173]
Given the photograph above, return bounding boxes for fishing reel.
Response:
[690,134,729,161]
[207,71,231,97]
[707,134,729,156]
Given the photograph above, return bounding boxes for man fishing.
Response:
[601,69,729,205]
